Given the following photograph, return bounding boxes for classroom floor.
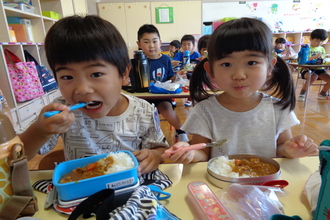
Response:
[28,70,330,170]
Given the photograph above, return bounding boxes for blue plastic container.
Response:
[53,150,139,201]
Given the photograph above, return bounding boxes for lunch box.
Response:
[207,154,281,188]
[53,150,139,201]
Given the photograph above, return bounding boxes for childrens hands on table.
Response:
[283,135,319,158]
[161,142,206,164]
[133,148,164,175]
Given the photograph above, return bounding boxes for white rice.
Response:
[104,152,135,174]
[208,156,252,178]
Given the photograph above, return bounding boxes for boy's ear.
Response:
[122,65,131,86]
[204,61,214,78]
[136,41,141,48]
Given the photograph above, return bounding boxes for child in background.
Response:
[274,37,286,55]
[163,17,318,164]
[137,24,189,142]
[168,40,181,61]
[197,34,210,59]
[173,34,201,62]
[298,29,330,101]
[19,15,169,175]
[168,40,181,107]
[173,34,201,107]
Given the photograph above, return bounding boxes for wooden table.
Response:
[288,63,330,106]
[29,156,319,220]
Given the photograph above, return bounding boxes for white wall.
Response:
[203,0,330,32]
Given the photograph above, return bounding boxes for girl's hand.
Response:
[283,135,319,158]
[133,148,163,175]
[161,142,196,164]
[36,103,75,136]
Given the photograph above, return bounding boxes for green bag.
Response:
[314,150,330,220]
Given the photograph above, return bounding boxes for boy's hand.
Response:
[36,103,75,135]
[283,135,319,158]
[133,148,164,175]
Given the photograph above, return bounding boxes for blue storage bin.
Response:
[53,150,139,201]
[7,17,21,24]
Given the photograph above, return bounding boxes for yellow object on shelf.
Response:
[42,11,59,20]
[286,37,295,43]
[8,27,17,42]
[302,36,310,44]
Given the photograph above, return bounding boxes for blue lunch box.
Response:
[53,150,139,201]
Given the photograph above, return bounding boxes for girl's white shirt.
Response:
[181,92,299,158]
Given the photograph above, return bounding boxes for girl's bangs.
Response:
[211,20,273,59]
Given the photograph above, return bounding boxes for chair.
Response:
[295,68,327,106]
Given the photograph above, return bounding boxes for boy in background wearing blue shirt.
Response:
[173,34,201,107]
[137,24,189,142]
[298,29,330,101]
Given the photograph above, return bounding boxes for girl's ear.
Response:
[203,61,214,78]
[122,65,131,86]
[268,56,277,76]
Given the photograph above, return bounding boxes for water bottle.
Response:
[0,96,13,124]
[298,44,310,64]
[0,107,24,212]
[130,50,150,92]
[183,50,190,68]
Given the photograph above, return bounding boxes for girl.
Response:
[162,17,318,164]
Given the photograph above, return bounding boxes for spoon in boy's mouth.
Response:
[43,101,97,118]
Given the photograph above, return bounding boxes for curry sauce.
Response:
[230,157,278,177]
[60,156,114,183]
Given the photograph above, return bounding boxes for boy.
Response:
[136,24,189,142]
[168,40,181,60]
[173,34,201,107]
[173,35,200,62]
[19,15,168,175]
[298,29,330,101]
[274,37,286,54]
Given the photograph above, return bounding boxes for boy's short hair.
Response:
[45,15,130,78]
[275,37,286,44]
[137,24,161,41]
[170,40,181,49]
[311,29,328,41]
[181,35,196,45]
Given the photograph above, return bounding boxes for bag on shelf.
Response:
[24,50,58,93]
[4,49,44,103]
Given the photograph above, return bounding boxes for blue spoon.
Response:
[43,102,93,118]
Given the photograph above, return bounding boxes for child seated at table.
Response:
[173,34,201,107]
[19,15,169,175]
[162,17,318,164]
[298,29,330,101]
[137,24,189,142]
[274,37,286,55]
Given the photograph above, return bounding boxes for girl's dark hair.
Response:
[45,15,130,78]
[197,35,210,53]
[190,17,295,111]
